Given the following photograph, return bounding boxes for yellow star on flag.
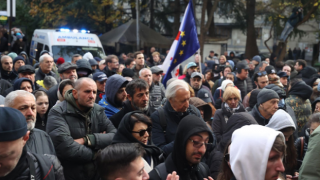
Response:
[174,59,177,64]
[182,40,186,47]
[180,31,185,37]
[179,50,183,56]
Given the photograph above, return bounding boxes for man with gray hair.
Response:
[35,54,58,82]
[43,76,58,90]
[47,77,116,180]
[139,68,164,114]
[1,55,17,84]
[151,79,202,156]
[5,90,56,155]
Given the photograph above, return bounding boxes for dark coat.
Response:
[0,78,12,96]
[46,90,116,180]
[250,104,270,126]
[211,102,246,143]
[151,101,201,156]
[234,76,253,99]
[102,67,116,77]
[26,128,56,155]
[35,67,58,82]
[149,83,165,114]
[46,84,59,111]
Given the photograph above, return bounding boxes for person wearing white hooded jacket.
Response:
[230,125,286,180]
[266,110,298,179]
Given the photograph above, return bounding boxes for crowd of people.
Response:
[0,45,320,180]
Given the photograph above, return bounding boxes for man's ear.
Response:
[22,131,30,146]
[72,89,78,100]
[254,81,258,87]
[127,94,132,102]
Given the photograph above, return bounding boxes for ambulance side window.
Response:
[36,43,44,61]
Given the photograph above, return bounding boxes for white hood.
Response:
[83,52,94,60]
[266,109,296,131]
[230,125,285,180]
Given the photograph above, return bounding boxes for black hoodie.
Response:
[112,111,163,167]
[13,78,34,92]
[288,80,312,100]
[149,115,213,180]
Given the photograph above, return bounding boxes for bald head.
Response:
[72,78,97,111]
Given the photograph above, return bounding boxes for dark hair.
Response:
[59,80,75,97]
[308,113,320,126]
[106,55,118,64]
[72,54,81,61]
[253,71,267,82]
[96,143,145,180]
[129,113,152,139]
[280,127,296,175]
[126,79,149,97]
[125,58,134,67]
[34,90,48,100]
[134,51,143,59]
[296,59,306,68]
[217,141,234,180]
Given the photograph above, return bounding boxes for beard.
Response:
[26,115,36,131]
[132,100,149,111]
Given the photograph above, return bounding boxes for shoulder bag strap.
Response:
[300,137,304,158]
[26,153,36,180]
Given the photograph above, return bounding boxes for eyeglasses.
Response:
[257,71,267,76]
[224,153,230,162]
[132,127,152,137]
[189,139,212,148]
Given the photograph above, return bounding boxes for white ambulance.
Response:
[30,29,105,62]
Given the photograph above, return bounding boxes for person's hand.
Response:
[74,138,85,145]
[166,171,179,180]
[101,131,106,134]
[203,176,214,180]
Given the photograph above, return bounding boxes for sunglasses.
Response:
[257,71,267,76]
[132,127,152,137]
[189,139,212,149]
[224,153,230,162]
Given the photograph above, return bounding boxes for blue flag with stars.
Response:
[162,0,200,87]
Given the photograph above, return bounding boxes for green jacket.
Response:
[299,125,320,179]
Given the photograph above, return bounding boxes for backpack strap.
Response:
[154,163,167,180]
[300,137,304,158]
[26,153,37,180]
[32,153,55,180]
[157,107,167,134]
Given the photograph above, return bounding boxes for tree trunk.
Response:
[199,0,207,62]
[206,0,215,37]
[245,0,259,59]
[131,0,136,19]
[173,0,180,37]
[149,0,154,29]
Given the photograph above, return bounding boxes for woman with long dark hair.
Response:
[34,90,49,131]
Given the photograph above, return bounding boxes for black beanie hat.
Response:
[0,107,27,141]
[249,89,262,108]
[257,89,279,105]
[122,68,134,78]
[13,56,25,65]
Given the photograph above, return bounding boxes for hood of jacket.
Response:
[288,80,312,100]
[218,112,257,152]
[76,59,92,74]
[172,115,213,179]
[105,74,128,106]
[230,125,285,180]
[13,78,33,91]
[312,97,320,112]
[266,109,296,131]
[112,111,162,157]
[83,52,94,60]
[189,97,212,121]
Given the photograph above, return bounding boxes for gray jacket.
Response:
[26,128,56,155]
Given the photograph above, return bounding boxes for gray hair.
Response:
[5,90,35,107]
[44,76,58,89]
[39,54,53,64]
[258,61,269,69]
[139,68,151,77]
[1,55,12,63]
[165,79,189,99]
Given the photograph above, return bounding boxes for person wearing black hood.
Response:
[112,112,163,172]
[0,55,17,84]
[285,78,312,136]
[19,51,32,65]
[12,56,25,76]
[76,58,93,78]
[149,115,214,180]
[13,77,34,93]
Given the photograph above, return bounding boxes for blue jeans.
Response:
[280,22,294,41]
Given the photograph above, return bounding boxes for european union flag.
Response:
[162,0,200,87]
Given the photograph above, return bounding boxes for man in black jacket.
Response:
[0,55,17,84]
[149,115,213,180]
[250,89,279,125]
[5,90,56,155]
[0,107,65,180]
[234,62,253,99]
[47,78,116,180]
[109,79,150,128]
[35,54,58,82]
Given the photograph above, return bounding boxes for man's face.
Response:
[19,72,35,83]
[195,55,200,63]
[169,88,190,112]
[264,150,285,180]
[224,51,228,56]
[187,66,197,75]
[0,135,29,177]
[96,80,107,92]
[116,87,127,104]
[14,60,25,72]
[73,80,97,110]
[128,88,149,111]
[265,58,270,64]
[140,70,152,86]
[226,74,234,81]
[72,56,82,64]
[150,47,155,53]
[223,68,231,77]
[225,94,239,108]
[124,156,149,180]
[282,66,291,76]
[118,64,125,73]
[310,122,320,134]
[109,58,119,69]
[99,63,106,71]
[185,132,209,165]
[261,98,279,117]
[135,54,145,66]
[20,81,33,93]
[11,95,37,130]
[91,65,97,70]
[190,77,202,90]
[238,69,249,79]
[129,61,136,69]
[219,56,226,64]
[256,75,269,89]
[294,62,302,72]
[153,55,160,63]
[260,63,268,71]
[122,54,127,61]
[1,58,13,72]
[60,69,77,81]
[280,77,288,86]
[39,56,54,73]
[252,60,259,66]
[268,74,277,84]
[210,52,214,57]
[314,102,320,113]
[152,72,162,84]
[249,63,255,71]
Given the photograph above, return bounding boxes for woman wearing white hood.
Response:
[266,109,298,179]
[230,125,286,180]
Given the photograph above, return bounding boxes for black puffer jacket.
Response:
[46,89,116,180]
[234,76,253,99]
[149,83,165,114]
[0,78,12,96]
[26,128,56,155]
[211,102,246,143]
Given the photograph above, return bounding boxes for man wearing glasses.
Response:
[103,54,119,77]
[149,115,214,180]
